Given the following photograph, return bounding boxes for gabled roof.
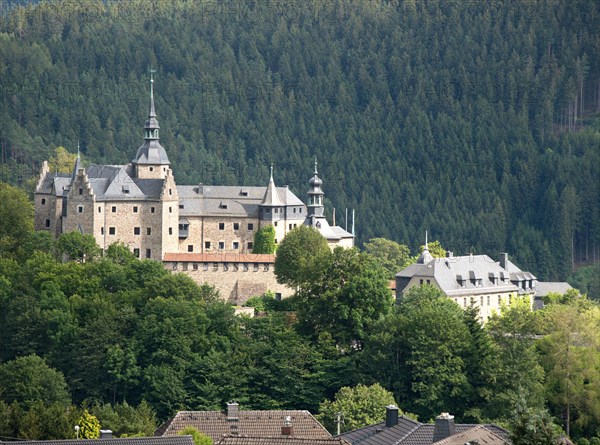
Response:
[13,436,194,445]
[37,173,71,196]
[533,281,572,297]
[396,255,520,297]
[431,425,508,445]
[133,139,170,165]
[177,185,305,218]
[155,410,331,442]
[216,435,350,445]
[339,417,509,445]
[81,165,164,201]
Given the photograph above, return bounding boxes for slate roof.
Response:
[534,281,573,297]
[81,165,165,201]
[133,139,171,165]
[155,411,331,442]
[12,436,194,445]
[37,173,71,196]
[431,425,508,445]
[177,185,305,218]
[339,417,509,445]
[216,435,350,445]
[305,215,354,241]
[396,255,523,297]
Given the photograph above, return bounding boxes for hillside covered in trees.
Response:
[0,0,599,281]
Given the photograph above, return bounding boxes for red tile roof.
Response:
[155,411,330,442]
[216,435,350,445]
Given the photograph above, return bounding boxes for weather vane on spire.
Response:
[314,157,318,174]
[149,67,157,99]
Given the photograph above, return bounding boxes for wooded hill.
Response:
[0,0,599,280]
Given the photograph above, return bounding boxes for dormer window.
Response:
[219,202,228,209]
[122,186,130,194]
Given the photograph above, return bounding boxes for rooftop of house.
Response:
[396,253,536,297]
[10,435,194,445]
[155,406,331,442]
[339,410,509,445]
[215,435,350,445]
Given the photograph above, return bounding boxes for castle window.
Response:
[487,295,490,305]
[149,167,154,172]
[45,219,50,228]
[98,206,101,213]
[219,202,228,209]
[289,224,293,230]
[247,242,253,250]
[498,295,502,305]
[151,207,155,213]
[205,241,211,249]
[218,241,225,250]
[112,206,116,213]
[79,188,83,195]
[133,206,138,213]
[146,227,151,235]
[41,198,46,205]
[419,279,424,285]
[299,208,302,213]
[240,191,248,196]
[293,207,296,213]
[101,227,104,235]
[179,204,184,209]
[265,208,271,213]
[134,227,141,235]
[146,249,151,258]
[233,223,240,230]
[122,186,130,194]
[133,248,140,258]
[169,189,172,195]
[109,227,116,235]
[233,241,239,250]
[463,297,467,306]
[77,205,84,213]
[169,207,172,213]
[274,222,278,227]
[274,208,279,214]
[243,263,249,271]
[219,223,225,230]
[188,245,193,252]
[480,296,484,306]
[169,227,173,235]
[248,223,254,230]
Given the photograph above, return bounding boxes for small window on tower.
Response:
[98,206,101,213]
[79,188,83,195]
[112,206,117,213]
[233,223,240,230]
[77,205,84,213]
[205,241,211,249]
[133,206,138,213]
[248,242,253,250]
[101,227,104,235]
[45,219,51,228]
[133,248,140,258]
[41,198,46,205]
[109,227,116,235]
[149,167,154,172]
[151,207,156,213]
[188,245,193,252]
[146,248,151,258]
[169,227,173,235]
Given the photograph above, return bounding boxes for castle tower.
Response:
[132,72,171,179]
[306,159,324,218]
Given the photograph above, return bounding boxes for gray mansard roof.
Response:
[178,184,305,218]
[396,254,526,297]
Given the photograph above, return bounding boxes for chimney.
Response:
[227,402,239,421]
[432,413,455,442]
[281,415,293,436]
[99,430,113,439]
[446,251,453,258]
[500,253,508,270]
[385,405,399,428]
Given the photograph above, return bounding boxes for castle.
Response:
[34,78,353,302]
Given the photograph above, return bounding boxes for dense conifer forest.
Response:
[0,0,599,280]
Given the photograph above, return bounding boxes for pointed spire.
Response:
[72,143,81,181]
[149,68,157,118]
[418,230,434,264]
[261,163,282,206]
[314,157,318,175]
